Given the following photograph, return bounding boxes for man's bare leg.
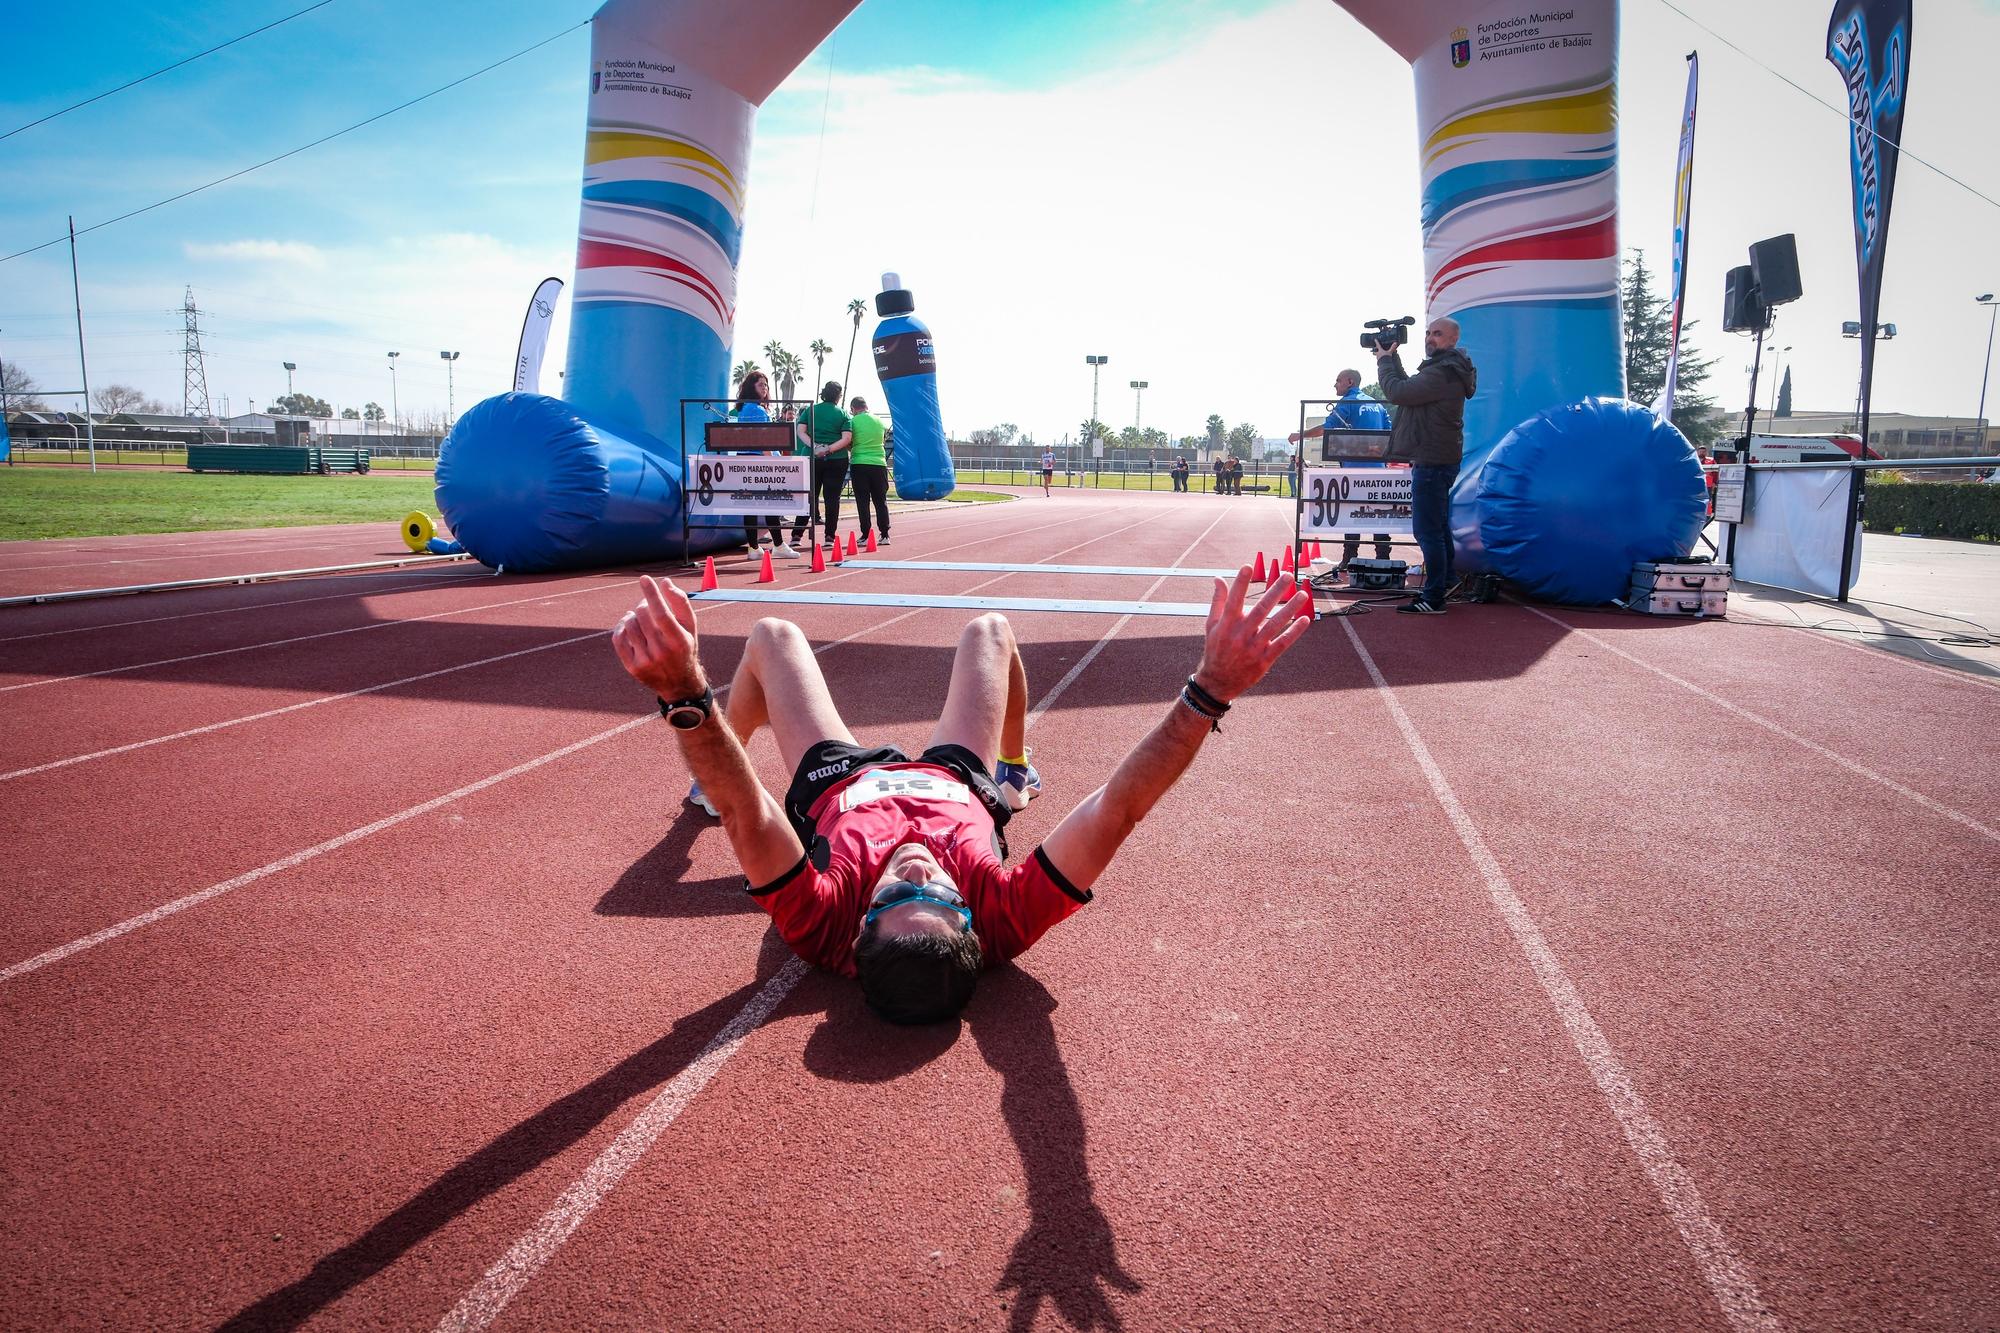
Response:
[722,618,856,772]
[926,613,1027,765]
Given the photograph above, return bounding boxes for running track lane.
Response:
[11,496,1984,1320]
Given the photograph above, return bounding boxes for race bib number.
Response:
[837,769,971,812]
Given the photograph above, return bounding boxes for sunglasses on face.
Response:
[864,881,972,930]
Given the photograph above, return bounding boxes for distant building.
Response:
[1752,410,1995,458]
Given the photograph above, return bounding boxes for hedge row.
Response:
[1863,480,2000,541]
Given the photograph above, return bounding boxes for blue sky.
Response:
[3,0,1998,441]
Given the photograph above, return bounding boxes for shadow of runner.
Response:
[971,969,1141,1332]
[594,808,754,918]
[217,933,795,1333]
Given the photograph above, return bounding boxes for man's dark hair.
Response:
[854,921,982,1024]
[821,381,842,403]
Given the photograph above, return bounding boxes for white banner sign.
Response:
[1300,467,1413,536]
[513,276,563,394]
[685,453,810,518]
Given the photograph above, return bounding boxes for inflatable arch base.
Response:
[1453,397,1709,607]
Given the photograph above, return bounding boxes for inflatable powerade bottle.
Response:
[872,272,955,500]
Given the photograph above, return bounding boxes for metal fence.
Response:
[949,454,1299,496]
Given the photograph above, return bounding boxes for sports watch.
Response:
[657,686,715,730]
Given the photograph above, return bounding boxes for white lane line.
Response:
[2,535,408,575]
[0,631,607,783]
[433,511,1174,1333]
[0,714,657,985]
[1519,604,2000,845]
[433,956,813,1333]
[0,571,484,645]
[0,575,637,694]
[1336,615,1779,1333]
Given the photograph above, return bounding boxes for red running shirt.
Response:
[750,762,1089,976]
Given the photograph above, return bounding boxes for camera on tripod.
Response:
[1359,316,1416,354]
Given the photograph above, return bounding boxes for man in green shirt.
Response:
[791,381,852,548]
[847,395,891,546]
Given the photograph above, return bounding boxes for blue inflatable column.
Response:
[872,273,955,501]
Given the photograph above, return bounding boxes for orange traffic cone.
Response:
[846,531,858,556]
[810,541,826,572]
[757,549,775,583]
[1296,584,1316,622]
[865,530,878,553]
[699,556,718,592]
[1281,546,1295,572]
[1312,540,1325,560]
[830,540,843,565]
[1252,551,1267,584]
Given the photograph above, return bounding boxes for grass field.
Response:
[5,446,438,472]
[0,469,438,541]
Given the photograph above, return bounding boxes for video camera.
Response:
[1359,316,1416,354]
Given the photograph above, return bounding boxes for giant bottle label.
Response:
[873,331,936,381]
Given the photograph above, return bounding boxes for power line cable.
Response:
[1650,0,2000,212]
[1,2,337,143]
[0,19,590,266]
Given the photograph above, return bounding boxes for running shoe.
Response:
[685,781,720,817]
[994,751,1042,811]
[878,535,891,546]
[776,543,803,559]
[1396,598,1445,615]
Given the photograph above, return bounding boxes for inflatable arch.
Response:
[441,0,1703,596]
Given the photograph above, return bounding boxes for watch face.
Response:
[666,704,707,730]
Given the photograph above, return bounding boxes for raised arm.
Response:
[1375,350,1456,406]
[1039,567,1310,891]
[612,576,803,886]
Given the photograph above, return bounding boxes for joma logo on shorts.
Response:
[807,760,853,782]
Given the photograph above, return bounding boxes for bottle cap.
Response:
[875,280,915,316]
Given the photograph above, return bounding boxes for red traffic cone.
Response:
[846,531,858,556]
[830,540,843,565]
[1281,546,1295,572]
[810,541,826,572]
[1296,584,1316,622]
[865,530,878,553]
[699,556,718,592]
[757,549,775,583]
[1252,551,1266,584]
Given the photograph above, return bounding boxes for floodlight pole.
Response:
[1085,354,1107,466]
[1129,379,1148,433]
[441,350,460,431]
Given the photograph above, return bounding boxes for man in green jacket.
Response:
[791,382,852,549]
[847,395,891,546]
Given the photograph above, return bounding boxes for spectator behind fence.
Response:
[733,370,797,558]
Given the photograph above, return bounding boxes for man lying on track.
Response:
[611,568,1309,1024]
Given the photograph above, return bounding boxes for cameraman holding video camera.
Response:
[1370,316,1477,616]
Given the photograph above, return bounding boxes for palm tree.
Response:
[775,350,803,407]
[841,297,867,397]
[762,339,788,394]
[809,339,832,393]
[732,359,759,390]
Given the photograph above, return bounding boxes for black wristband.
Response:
[1178,686,1223,733]
[1183,676,1230,715]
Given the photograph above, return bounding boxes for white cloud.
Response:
[182,239,330,269]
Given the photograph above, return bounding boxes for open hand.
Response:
[1191,566,1309,704]
[611,575,705,699]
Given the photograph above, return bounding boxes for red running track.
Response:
[1,488,1994,1331]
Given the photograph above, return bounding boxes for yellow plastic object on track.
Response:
[400,511,437,553]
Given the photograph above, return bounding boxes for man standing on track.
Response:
[1290,369,1393,579]
[792,382,853,550]
[848,395,891,547]
[1040,448,1056,497]
[1373,318,1476,615]
[613,567,1310,1024]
